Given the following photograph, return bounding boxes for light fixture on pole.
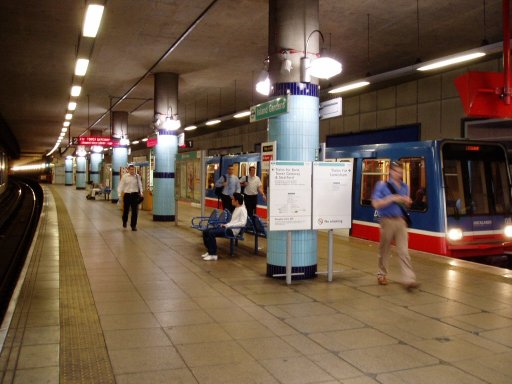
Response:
[255,57,270,96]
[300,30,342,83]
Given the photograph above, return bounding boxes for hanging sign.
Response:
[72,136,118,146]
[250,96,289,122]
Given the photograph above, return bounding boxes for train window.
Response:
[232,163,240,177]
[361,159,389,206]
[206,164,217,190]
[442,142,512,216]
[401,158,427,212]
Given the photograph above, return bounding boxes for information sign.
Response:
[72,136,118,146]
[268,161,311,231]
[312,161,353,229]
[250,96,288,122]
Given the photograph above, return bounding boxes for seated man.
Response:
[201,192,247,261]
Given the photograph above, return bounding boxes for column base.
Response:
[153,215,175,222]
[266,264,317,280]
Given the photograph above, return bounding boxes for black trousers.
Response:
[122,192,140,229]
[244,194,258,217]
[221,194,234,213]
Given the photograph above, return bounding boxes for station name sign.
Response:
[250,96,288,122]
[72,136,118,146]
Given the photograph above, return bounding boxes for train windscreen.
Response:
[442,143,511,216]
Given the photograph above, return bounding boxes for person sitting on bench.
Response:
[201,192,247,261]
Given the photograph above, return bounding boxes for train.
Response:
[197,139,512,258]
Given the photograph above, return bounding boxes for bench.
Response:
[250,215,267,255]
[221,219,249,256]
[191,209,219,231]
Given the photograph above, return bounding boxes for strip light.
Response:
[83,4,105,38]
[75,59,89,76]
[329,81,370,94]
[417,52,486,71]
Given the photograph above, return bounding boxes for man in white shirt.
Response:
[202,193,247,260]
[240,165,266,218]
[117,164,144,231]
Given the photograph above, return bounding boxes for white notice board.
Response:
[312,161,353,229]
[269,161,312,231]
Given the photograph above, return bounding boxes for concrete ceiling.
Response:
[0,0,507,164]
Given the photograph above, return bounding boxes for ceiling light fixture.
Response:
[417,52,486,71]
[233,111,250,118]
[83,4,105,38]
[255,57,270,96]
[184,125,197,131]
[162,115,181,130]
[62,127,68,133]
[68,102,77,111]
[71,85,82,97]
[205,119,221,126]
[328,81,370,94]
[65,113,73,120]
[300,30,342,83]
[63,121,70,127]
[75,58,89,76]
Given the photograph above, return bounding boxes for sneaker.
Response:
[203,255,218,261]
[201,252,209,258]
[377,275,388,285]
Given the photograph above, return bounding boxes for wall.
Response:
[187,57,502,152]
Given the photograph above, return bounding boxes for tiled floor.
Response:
[1,184,512,383]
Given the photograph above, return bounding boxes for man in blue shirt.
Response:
[215,165,241,213]
[372,161,419,290]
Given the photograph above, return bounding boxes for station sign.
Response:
[250,96,288,122]
[72,136,118,146]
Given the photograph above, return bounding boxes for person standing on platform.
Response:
[117,164,143,231]
[215,165,240,213]
[371,161,419,290]
[202,193,247,260]
[240,165,266,218]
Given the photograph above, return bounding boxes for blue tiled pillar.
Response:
[111,146,127,202]
[111,111,129,203]
[65,157,73,186]
[90,152,102,184]
[75,156,86,190]
[266,0,320,279]
[152,72,179,221]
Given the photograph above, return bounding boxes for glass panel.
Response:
[361,159,389,205]
[444,160,465,216]
[206,163,216,190]
[402,158,427,211]
[492,162,511,213]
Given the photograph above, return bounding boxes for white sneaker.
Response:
[201,252,209,258]
[203,255,218,261]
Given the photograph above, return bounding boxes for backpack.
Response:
[214,175,226,197]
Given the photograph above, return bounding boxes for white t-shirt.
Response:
[241,175,262,196]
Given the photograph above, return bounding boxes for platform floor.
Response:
[1,185,512,383]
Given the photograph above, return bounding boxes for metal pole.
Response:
[200,150,206,217]
[286,231,292,285]
[328,229,333,282]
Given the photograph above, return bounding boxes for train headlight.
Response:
[447,228,463,241]
[504,225,512,238]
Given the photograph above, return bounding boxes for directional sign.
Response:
[72,136,118,146]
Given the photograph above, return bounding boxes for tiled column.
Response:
[90,152,102,184]
[65,157,73,186]
[111,111,129,203]
[266,0,320,279]
[75,156,87,190]
[153,73,179,221]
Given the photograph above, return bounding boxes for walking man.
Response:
[117,164,143,231]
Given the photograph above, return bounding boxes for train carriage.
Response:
[325,139,512,258]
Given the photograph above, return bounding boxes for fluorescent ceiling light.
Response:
[417,52,485,71]
[63,121,70,127]
[184,125,197,131]
[205,119,221,126]
[62,127,68,133]
[141,137,148,142]
[131,140,140,145]
[83,4,104,38]
[65,113,73,120]
[71,86,82,97]
[68,102,77,111]
[75,58,89,76]
[234,111,250,118]
[329,81,370,94]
